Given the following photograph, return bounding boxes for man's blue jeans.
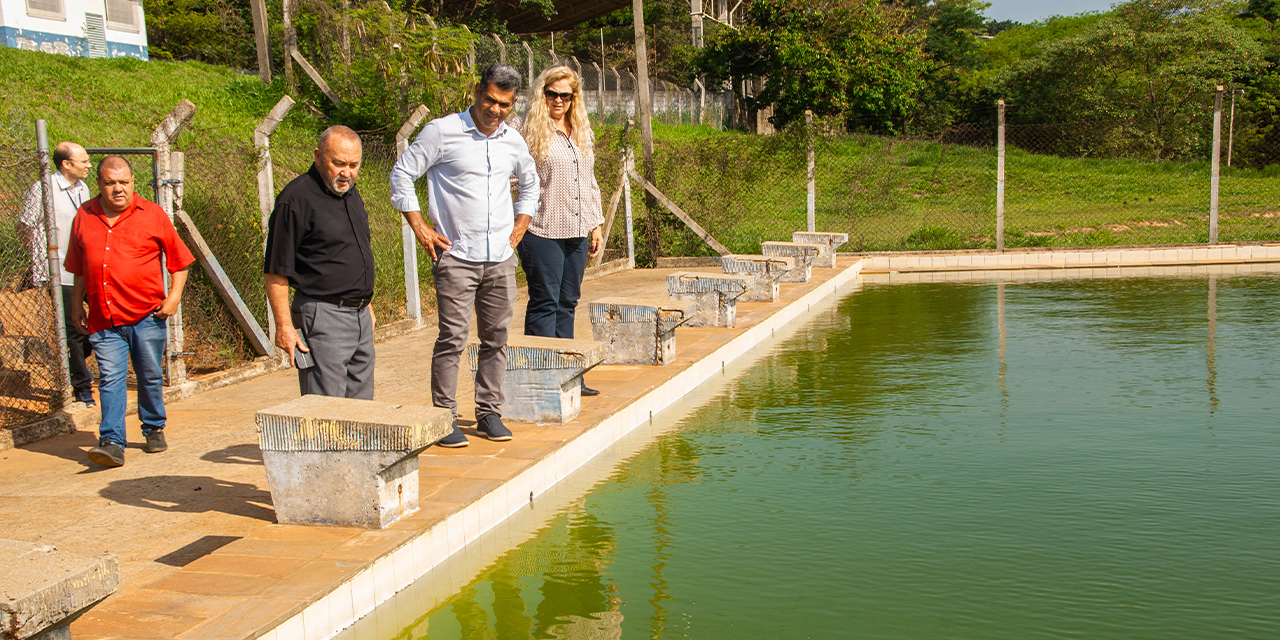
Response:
[88,314,168,447]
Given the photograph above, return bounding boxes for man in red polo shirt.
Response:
[65,156,195,468]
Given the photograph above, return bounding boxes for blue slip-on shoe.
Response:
[476,414,513,441]
[74,388,96,407]
[436,418,469,448]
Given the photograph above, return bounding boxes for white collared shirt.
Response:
[390,109,540,264]
[20,171,90,286]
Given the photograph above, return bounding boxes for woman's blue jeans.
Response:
[518,233,588,339]
[88,314,168,447]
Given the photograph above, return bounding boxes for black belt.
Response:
[306,294,372,308]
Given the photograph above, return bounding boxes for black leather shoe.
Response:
[476,414,513,441]
[581,378,600,397]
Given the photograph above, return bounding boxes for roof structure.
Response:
[502,0,633,33]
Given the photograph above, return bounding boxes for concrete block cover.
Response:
[720,254,795,301]
[588,297,695,365]
[791,232,849,268]
[761,241,823,283]
[0,539,119,640]
[466,335,606,424]
[667,272,752,327]
[256,396,453,529]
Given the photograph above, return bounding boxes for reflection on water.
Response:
[385,272,1280,639]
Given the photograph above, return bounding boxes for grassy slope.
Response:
[0,47,321,147]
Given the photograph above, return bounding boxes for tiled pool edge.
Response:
[858,245,1280,273]
[256,260,866,640]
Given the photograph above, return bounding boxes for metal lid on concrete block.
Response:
[667,272,752,294]
[762,241,824,257]
[0,539,119,639]
[256,395,453,452]
[588,297,696,323]
[720,254,795,272]
[466,335,606,371]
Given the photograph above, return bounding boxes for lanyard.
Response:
[64,184,83,212]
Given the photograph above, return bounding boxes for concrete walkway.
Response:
[0,261,859,640]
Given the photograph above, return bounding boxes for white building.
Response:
[1,0,147,59]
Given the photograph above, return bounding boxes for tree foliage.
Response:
[294,0,476,130]
[696,0,927,132]
[992,0,1266,159]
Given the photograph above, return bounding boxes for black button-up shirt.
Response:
[264,164,375,300]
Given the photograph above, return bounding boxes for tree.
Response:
[992,0,1266,160]
[696,0,927,132]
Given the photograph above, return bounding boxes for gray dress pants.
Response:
[431,253,516,420]
[291,295,375,400]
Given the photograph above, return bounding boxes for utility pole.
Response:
[632,0,658,262]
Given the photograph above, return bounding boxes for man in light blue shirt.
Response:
[391,64,540,447]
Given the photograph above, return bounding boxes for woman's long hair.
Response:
[523,65,594,164]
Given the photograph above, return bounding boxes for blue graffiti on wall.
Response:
[2,27,148,59]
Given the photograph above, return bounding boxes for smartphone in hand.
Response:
[294,341,316,369]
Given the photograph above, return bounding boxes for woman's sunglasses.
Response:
[544,89,574,102]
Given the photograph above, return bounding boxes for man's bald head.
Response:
[97,156,133,180]
[97,156,136,215]
[318,126,361,154]
[53,142,90,182]
[314,126,362,195]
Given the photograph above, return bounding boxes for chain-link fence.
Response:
[630,94,1280,260]
[0,113,66,427]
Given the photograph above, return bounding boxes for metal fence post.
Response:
[1210,85,1223,245]
[996,99,1006,252]
[254,95,294,341]
[493,34,506,64]
[151,100,196,386]
[593,62,604,119]
[35,120,71,406]
[522,41,534,87]
[806,109,815,232]
[623,145,636,268]
[612,67,622,125]
[696,79,706,126]
[396,104,431,324]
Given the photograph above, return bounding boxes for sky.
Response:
[983,0,1118,24]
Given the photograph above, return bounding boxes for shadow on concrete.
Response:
[99,475,276,522]
[200,444,263,465]
[20,429,102,470]
[155,535,243,567]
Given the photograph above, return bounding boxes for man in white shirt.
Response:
[391,64,540,447]
[20,142,95,406]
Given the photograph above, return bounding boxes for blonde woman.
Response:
[515,66,606,393]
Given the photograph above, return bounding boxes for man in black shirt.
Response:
[264,126,377,399]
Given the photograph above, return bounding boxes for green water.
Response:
[407,274,1280,639]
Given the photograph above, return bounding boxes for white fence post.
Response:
[1210,85,1223,245]
[396,104,431,324]
[996,99,1006,252]
[806,110,815,232]
[254,96,294,342]
[151,99,196,386]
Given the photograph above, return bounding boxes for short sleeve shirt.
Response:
[64,194,196,334]
[264,165,376,300]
